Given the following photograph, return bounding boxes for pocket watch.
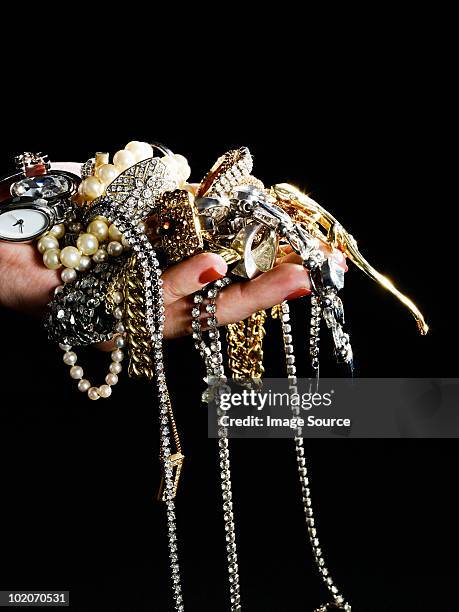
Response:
[0,152,80,243]
[0,195,75,242]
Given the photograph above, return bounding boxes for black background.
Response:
[0,29,457,612]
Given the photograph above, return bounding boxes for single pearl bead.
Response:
[108,224,122,242]
[173,154,191,181]
[109,362,122,374]
[92,248,108,263]
[68,221,83,233]
[43,248,62,270]
[96,163,119,185]
[60,246,81,268]
[63,351,77,365]
[112,291,123,304]
[61,268,77,283]
[125,141,153,162]
[115,322,125,333]
[136,221,146,233]
[87,387,100,400]
[115,335,126,348]
[87,219,109,242]
[107,241,123,257]
[70,365,84,379]
[113,149,136,171]
[77,233,99,256]
[161,155,180,175]
[113,306,123,320]
[59,343,72,351]
[37,234,59,254]
[76,255,92,272]
[78,379,91,392]
[105,373,118,386]
[111,349,124,363]
[82,176,104,201]
[49,224,65,239]
[98,384,112,398]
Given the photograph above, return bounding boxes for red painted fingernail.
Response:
[285,287,311,301]
[199,267,226,284]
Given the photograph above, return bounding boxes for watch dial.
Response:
[0,208,50,241]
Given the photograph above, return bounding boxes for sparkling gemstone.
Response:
[12,174,72,199]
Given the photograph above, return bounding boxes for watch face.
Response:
[0,207,50,241]
[11,173,75,200]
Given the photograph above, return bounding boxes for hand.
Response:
[0,162,347,338]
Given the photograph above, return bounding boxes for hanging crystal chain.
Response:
[278,300,351,612]
[191,278,242,611]
[115,216,185,612]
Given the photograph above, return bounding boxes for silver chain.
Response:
[278,301,351,612]
[113,215,185,611]
[191,278,242,611]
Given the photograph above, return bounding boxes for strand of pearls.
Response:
[37,215,128,284]
[59,331,126,401]
[77,141,192,204]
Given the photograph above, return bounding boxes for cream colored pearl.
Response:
[87,219,109,242]
[115,335,125,348]
[78,379,91,392]
[109,362,122,374]
[76,255,92,272]
[105,373,118,386]
[63,351,77,365]
[61,268,77,283]
[108,224,122,242]
[107,241,123,257]
[92,249,108,263]
[60,246,81,268]
[88,387,100,400]
[113,149,136,171]
[49,224,65,239]
[43,248,62,270]
[113,306,123,320]
[173,154,191,181]
[70,365,84,379]
[161,155,180,175]
[125,141,153,162]
[98,384,112,398]
[111,349,124,363]
[112,291,123,304]
[77,233,99,256]
[96,163,119,185]
[82,176,104,201]
[37,234,59,254]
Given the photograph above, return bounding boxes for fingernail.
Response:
[285,287,311,301]
[199,267,226,284]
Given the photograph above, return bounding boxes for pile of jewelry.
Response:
[0,144,429,611]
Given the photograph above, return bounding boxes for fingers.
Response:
[161,252,228,306]
[206,262,311,328]
[277,245,348,272]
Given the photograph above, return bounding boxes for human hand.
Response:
[0,162,347,338]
